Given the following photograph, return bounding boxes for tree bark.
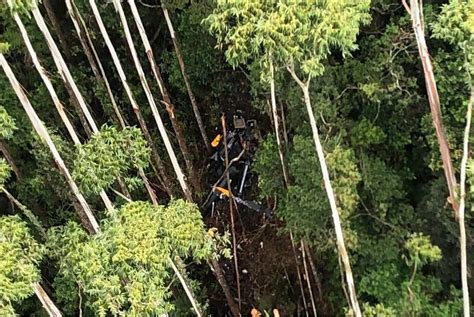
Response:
[408,0,458,211]
[107,0,192,201]
[0,53,99,234]
[169,258,203,317]
[65,0,126,128]
[13,8,114,211]
[162,6,210,152]
[33,283,63,317]
[88,0,176,198]
[42,0,71,61]
[458,89,473,317]
[32,5,98,133]
[301,240,318,317]
[290,231,309,317]
[287,66,361,317]
[269,57,290,186]
[209,258,241,317]
[128,0,199,192]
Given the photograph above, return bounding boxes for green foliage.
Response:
[0,215,43,315]
[362,303,396,317]
[432,0,474,74]
[205,0,371,78]
[47,200,211,316]
[73,125,150,195]
[255,135,360,246]
[0,158,11,187]
[404,233,442,268]
[0,105,17,139]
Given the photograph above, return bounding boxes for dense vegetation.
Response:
[0,0,472,316]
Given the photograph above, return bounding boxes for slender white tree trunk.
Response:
[65,0,125,128]
[168,258,203,317]
[0,54,99,234]
[458,89,473,317]
[128,0,198,193]
[288,66,361,317]
[302,84,360,317]
[106,0,192,201]
[301,240,318,317]
[87,0,176,198]
[269,57,289,186]
[408,0,458,209]
[11,6,113,210]
[33,283,63,317]
[162,5,210,152]
[31,5,98,134]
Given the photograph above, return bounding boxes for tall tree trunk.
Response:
[290,231,309,317]
[13,7,114,211]
[221,115,241,309]
[161,5,210,152]
[301,240,318,317]
[288,66,361,317]
[0,53,99,234]
[87,0,175,197]
[303,241,324,306]
[128,0,199,192]
[209,257,241,317]
[407,2,470,314]
[0,140,20,180]
[31,5,98,134]
[458,89,473,317]
[33,283,63,317]
[42,0,71,61]
[269,57,290,186]
[65,0,156,200]
[65,0,125,128]
[106,0,192,201]
[407,0,458,210]
[169,258,203,317]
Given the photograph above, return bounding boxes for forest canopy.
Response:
[0,0,472,316]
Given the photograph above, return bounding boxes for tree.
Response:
[47,200,212,316]
[87,0,191,200]
[430,1,474,315]
[8,1,115,210]
[162,1,210,152]
[0,53,100,234]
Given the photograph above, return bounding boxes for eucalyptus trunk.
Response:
[407,1,469,314]
[162,6,210,152]
[87,0,176,198]
[408,0,458,209]
[128,0,199,192]
[269,57,290,186]
[31,5,98,134]
[13,7,114,210]
[0,53,99,234]
[458,89,473,317]
[65,0,126,129]
[288,66,361,317]
[106,0,192,201]
[42,0,71,60]
[33,283,63,317]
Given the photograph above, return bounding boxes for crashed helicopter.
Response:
[202,111,271,217]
